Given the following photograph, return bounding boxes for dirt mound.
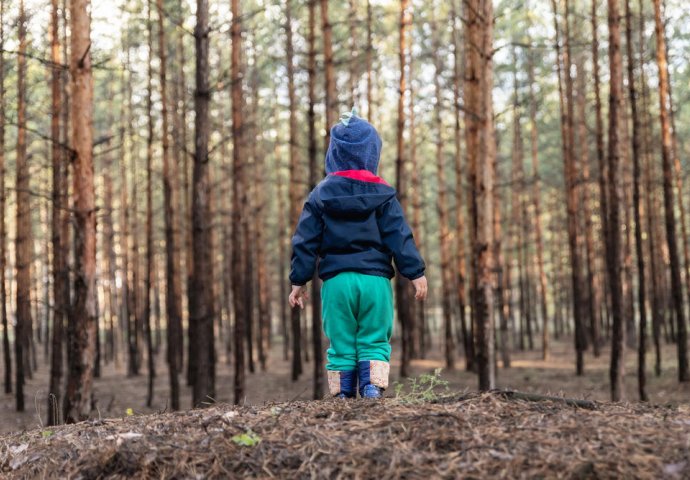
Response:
[1,391,688,479]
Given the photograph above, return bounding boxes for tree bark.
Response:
[653,0,689,382]
[15,0,30,413]
[396,0,414,377]
[366,0,373,121]
[144,0,156,409]
[191,0,215,406]
[431,7,454,371]
[286,0,303,383]
[321,0,337,149]
[0,0,10,396]
[624,0,647,401]
[464,0,495,391]
[606,0,627,401]
[307,0,324,398]
[157,0,183,411]
[526,44,549,361]
[451,0,472,370]
[64,0,97,422]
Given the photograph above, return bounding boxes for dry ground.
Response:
[0,334,689,435]
[1,391,689,479]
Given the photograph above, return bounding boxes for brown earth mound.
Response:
[1,391,688,479]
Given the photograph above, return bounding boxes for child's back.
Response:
[289,112,427,399]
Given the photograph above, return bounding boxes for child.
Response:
[288,110,427,399]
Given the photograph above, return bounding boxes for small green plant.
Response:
[394,368,449,404]
[231,429,261,447]
[41,430,54,438]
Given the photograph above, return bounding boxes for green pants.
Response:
[321,272,394,371]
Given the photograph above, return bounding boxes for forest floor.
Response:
[1,390,689,478]
[1,337,690,478]
[1,334,689,435]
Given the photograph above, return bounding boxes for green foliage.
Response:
[41,430,54,438]
[393,368,449,404]
[231,429,261,447]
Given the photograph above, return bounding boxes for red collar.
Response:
[331,170,390,186]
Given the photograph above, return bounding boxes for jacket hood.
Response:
[325,115,382,175]
[317,176,395,216]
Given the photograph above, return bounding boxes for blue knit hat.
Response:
[325,109,382,175]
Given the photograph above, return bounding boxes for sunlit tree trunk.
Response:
[64,0,97,422]
[464,0,495,391]
[653,0,689,382]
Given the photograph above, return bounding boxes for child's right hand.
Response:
[289,285,309,309]
[412,276,428,301]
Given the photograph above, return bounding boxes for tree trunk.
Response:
[653,0,689,382]
[144,0,156,408]
[396,0,414,377]
[321,0,337,148]
[606,0,626,401]
[464,0,495,391]
[307,0,324,398]
[526,44,550,361]
[64,0,97,422]
[431,7,454,371]
[286,0,303,383]
[15,0,30,413]
[624,0,647,401]
[366,0,373,121]
[451,0,472,370]
[157,0,182,411]
[191,0,215,407]
[574,26,602,358]
[0,0,10,396]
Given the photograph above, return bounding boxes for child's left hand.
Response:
[289,285,309,309]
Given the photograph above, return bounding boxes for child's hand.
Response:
[289,285,309,309]
[412,276,428,301]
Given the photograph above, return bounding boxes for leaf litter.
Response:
[0,391,688,479]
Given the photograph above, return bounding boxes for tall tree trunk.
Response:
[286,0,303,383]
[551,0,586,375]
[231,0,246,404]
[526,44,550,361]
[321,0,336,148]
[0,0,10,396]
[574,25,602,358]
[624,0,647,401]
[157,0,182,411]
[191,0,215,406]
[307,0,324,398]
[592,0,610,337]
[48,0,67,424]
[653,0,689,382]
[15,0,30,413]
[64,0,97,422]
[396,0,414,376]
[431,7,454,371]
[464,0,495,391]
[451,0,472,370]
[144,0,156,408]
[606,0,626,401]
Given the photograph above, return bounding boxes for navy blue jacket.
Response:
[289,115,425,285]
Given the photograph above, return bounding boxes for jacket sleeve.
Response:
[289,193,324,286]
[377,196,425,280]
